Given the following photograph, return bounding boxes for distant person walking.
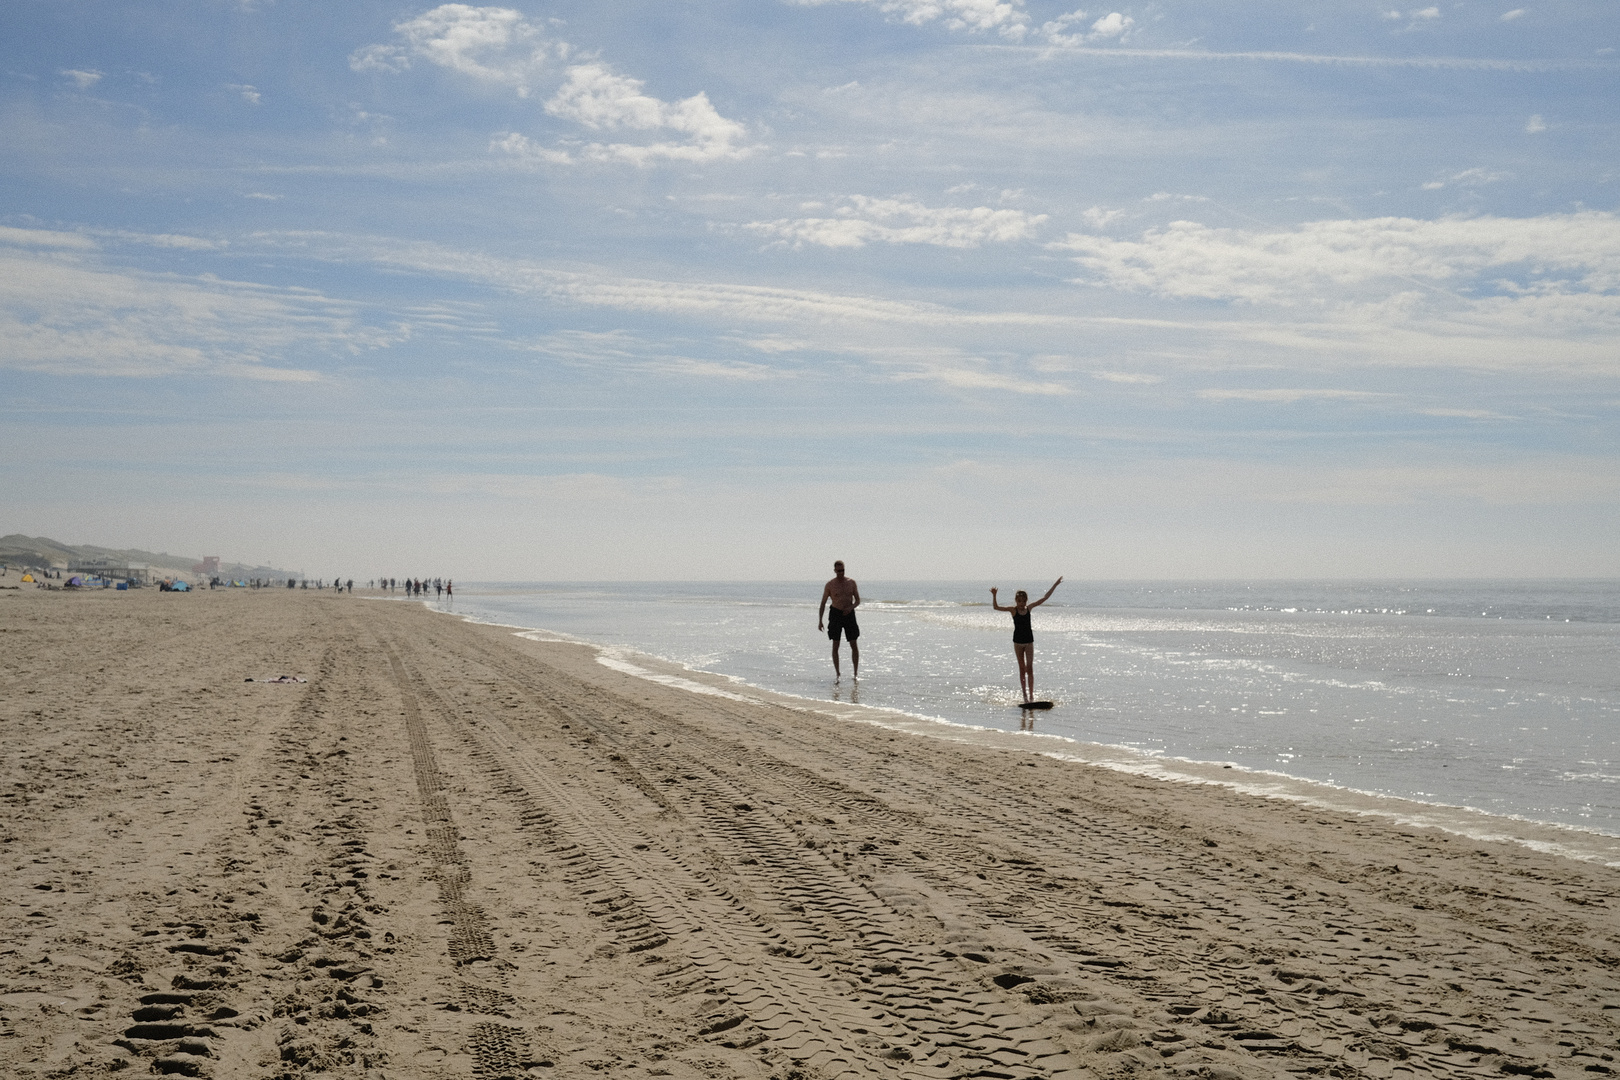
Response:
[991,577,1062,704]
[817,560,861,680]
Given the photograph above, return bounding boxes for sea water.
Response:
[425,581,1620,840]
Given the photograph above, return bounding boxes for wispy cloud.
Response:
[526,328,790,381]
[0,229,391,380]
[59,68,102,90]
[1091,370,1161,384]
[891,357,1071,395]
[1198,388,1388,404]
[789,0,1031,38]
[745,195,1046,248]
[1054,212,1620,306]
[350,4,566,96]
[1016,45,1596,72]
[0,226,99,250]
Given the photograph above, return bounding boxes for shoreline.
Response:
[419,593,1620,869]
[5,586,1619,1080]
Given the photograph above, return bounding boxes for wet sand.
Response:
[3,587,1618,1080]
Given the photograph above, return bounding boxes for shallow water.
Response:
[426,580,1620,838]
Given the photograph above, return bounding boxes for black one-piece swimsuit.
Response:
[1012,610,1033,645]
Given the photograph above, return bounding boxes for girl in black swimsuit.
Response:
[991,577,1062,704]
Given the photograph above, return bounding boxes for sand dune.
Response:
[3,588,1618,1080]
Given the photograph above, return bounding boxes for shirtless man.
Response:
[817,560,861,680]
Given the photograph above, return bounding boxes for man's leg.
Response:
[831,639,841,677]
[850,640,859,679]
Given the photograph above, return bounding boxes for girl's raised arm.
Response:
[1027,576,1063,609]
[990,586,1011,612]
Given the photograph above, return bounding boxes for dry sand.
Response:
[3,587,1619,1080]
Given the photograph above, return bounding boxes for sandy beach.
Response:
[3,587,1619,1080]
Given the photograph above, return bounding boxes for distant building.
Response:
[194,556,221,576]
[67,560,151,584]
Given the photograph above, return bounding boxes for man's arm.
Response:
[850,581,860,609]
[818,582,829,628]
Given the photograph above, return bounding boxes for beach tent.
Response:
[171,580,190,592]
[67,575,83,586]
[20,574,32,582]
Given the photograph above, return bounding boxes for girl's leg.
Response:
[1015,644,1033,701]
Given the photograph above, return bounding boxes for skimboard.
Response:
[1016,700,1054,710]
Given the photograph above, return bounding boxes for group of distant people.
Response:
[379,577,451,598]
[818,560,1062,705]
[283,578,354,592]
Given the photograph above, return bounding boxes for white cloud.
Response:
[526,329,788,380]
[0,229,393,379]
[1054,212,1620,306]
[227,83,261,104]
[1422,166,1509,190]
[898,368,1068,394]
[1500,8,1527,20]
[1082,205,1127,228]
[746,195,1046,248]
[95,229,224,251]
[1525,113,1547,133]
[887,353,1070,394]
[657,357,783,381]
[790,0,1030,38]
[1088,12,1133,38]
[1198,388,1387,404]
[349,4,565,97]
[1410,7,1440,19]
[0,226,99,250]
[245,229,1619,378]
[252,230,1082,331]
[1091,370,1162,384]
[489,131,574,165]
[1039,8,1135,46]
[60,69,102,90]
[536,63,749,165]
[1420,407,1514,419]
[1050,213,1620,375]
[1023,46,1589,72]
[744,335,814,353]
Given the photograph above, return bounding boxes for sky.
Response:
[2,0,1617,580]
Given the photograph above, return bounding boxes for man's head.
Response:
[833,560,845,577]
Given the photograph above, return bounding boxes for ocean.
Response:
[420,580,1620,847]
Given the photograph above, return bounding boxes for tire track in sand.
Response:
[381,640,529,1080]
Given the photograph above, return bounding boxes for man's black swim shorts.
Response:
[828,606,860,642]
